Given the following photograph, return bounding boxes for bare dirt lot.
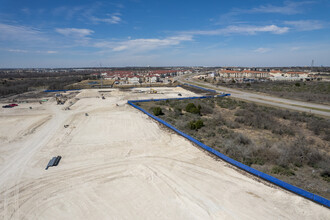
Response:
[0,87,329,219]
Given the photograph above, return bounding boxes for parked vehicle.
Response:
[2,103,18,108]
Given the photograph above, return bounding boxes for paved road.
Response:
[178,77,330,117]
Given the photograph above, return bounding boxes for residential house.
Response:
[127,76,142,84]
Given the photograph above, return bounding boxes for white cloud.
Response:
[185,25,289,36]
[253,47,271,53]
[5,49,58,54]
[0,23,44,42]
[35,50,58,54]
[46,51,58,54]
[91,13,122,24]
[55,28,94,38]
[21,8,31,15]
[216,1,314,25]
[284,20,324,31]
[248,1,313,15]
[224,25,289,35]
[94,35,193,52]
[7,49,28,53]
[52,6,85,19]
[52,3,124,25]
[290,47,301,51]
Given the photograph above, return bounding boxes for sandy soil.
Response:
[0,87,329,220]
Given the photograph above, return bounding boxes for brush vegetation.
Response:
[140,97,330,199]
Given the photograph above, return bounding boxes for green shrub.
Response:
[188,119,204,130]
[217,98,238,109]
[235,133,251,145]
[153,107,163,116]
[207,132,216,137]
[217,127,233,138]
[195,120,204,129]
[189,121,196,130]
[174,107,183,116]
[294,161,303,167]
[271,165,295,176]
[243,158,254,166]
[243,157,265,166]
[253,157,265,165]
[185,103,200,114]
[320,170,330,182]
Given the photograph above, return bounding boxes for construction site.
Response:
[0,87,329,219]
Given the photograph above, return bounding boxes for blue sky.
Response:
[0,0,329,68]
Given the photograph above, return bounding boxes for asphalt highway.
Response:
[178,76,330,117]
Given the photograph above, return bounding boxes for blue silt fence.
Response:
[127,94,330,208]
[183,83,217,93]
[44,89,81,93]
[131,94,230,104]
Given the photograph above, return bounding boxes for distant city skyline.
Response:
[0,0,330,68]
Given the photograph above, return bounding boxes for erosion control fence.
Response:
[182,83,217,93]
[44,89,81,93]
[127,94,330,208]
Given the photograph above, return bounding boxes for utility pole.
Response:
[148,65,151,88]
[311,59,314,73]
[99,63,103,89]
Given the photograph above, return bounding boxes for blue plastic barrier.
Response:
[131,94,230,104]
[183,83,217,93]
[127,95,330,208]
[44,89,81,93]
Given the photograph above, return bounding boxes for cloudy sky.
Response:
[0,0,329,68]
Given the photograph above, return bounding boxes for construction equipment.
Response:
[45,156,61,170]
[56,97,66,105]
[2,103,18,108]
[2,105,12,108]
[150,88,157,94]
[55,94,67,105]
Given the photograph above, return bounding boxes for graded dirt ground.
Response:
[0,87,329,219]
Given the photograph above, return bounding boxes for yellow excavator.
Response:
[56,96,66,105]
[150,88,157,94]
